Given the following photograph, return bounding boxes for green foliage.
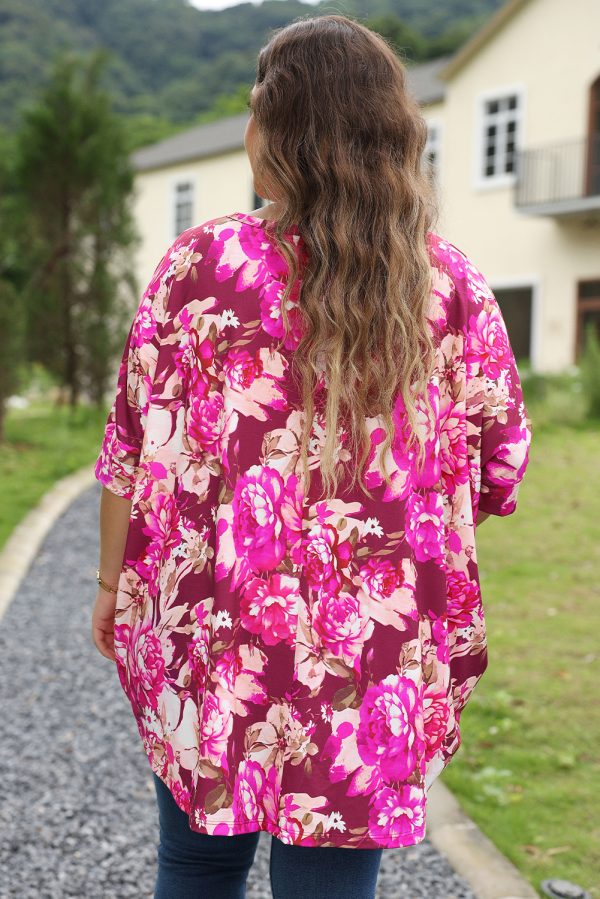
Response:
[0,123,28,441]
[0,399,111,549]
[521,367,589,430]
[579,322,600,419]
[122,113,188,153]
[14,50,138,406]
[0,0,503,132]
[363,14,427,62]
[0,279,25,440]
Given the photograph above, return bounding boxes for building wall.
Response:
[427,0,600,372]
[132,149,254,289]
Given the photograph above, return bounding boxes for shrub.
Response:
[579,322,600,420]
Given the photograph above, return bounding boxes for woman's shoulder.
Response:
[426,230,474,282]
[169,215,234,251]
[426,230,497,327]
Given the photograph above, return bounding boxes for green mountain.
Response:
[0,0,504,138]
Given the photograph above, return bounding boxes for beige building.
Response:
[131,0,600,373]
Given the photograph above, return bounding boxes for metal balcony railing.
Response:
[515,134,600,214]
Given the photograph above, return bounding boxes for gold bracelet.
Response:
[96,569,118,594]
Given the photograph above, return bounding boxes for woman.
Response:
[91,13,532,899]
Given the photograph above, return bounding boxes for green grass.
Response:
[444,418,600,897]
[0,400,109,549]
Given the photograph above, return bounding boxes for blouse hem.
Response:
[187,814,428,849]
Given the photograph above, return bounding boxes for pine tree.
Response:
[0,128,26,442]
[15,49,139,408]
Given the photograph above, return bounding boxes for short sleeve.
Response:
[461,260,533,518]
[94,236,193,499]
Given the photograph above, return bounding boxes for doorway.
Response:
[492,285,533,364]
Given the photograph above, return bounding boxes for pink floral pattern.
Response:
[94,211,532,848]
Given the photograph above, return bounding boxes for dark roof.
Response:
[132,55,451,172]
[405,55,451,106]
[132,112,250,172]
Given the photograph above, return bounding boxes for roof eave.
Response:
[132,142,245,173]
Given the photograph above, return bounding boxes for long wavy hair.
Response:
[250,14,439,501]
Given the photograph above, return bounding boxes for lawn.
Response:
[444,416,600,897]
[0,400,109,550]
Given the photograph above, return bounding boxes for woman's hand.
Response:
[92,586,118,661]
[92,486,133,662]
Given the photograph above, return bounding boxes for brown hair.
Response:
[251,13,439,500]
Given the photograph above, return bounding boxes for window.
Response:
[479,91,522,181]
[424,122,441,184]
[174,181,194,237]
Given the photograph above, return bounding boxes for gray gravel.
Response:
[0,481,478,899]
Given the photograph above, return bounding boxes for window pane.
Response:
[174,181,194,236]
[481,92,521,179]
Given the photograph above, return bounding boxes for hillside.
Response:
[0,0,504,138]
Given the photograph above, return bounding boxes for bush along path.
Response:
[0,481,478,899]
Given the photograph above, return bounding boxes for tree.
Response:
[366,14,428,63]
[0,127,26,442]
[0,279,25,442]
[15,49,139,408]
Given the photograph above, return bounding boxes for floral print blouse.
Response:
[94,211,532,849]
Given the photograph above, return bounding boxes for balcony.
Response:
[515,135,600,219]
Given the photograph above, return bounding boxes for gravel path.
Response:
[0,482,478,899]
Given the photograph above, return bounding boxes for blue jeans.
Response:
[152,771,383,898]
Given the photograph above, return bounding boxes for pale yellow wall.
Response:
[132,149,254,289]
[422,100,446,230]
[433,0,600,372]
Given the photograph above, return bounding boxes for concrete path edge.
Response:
[426,778,539,898]
[0,465,96,621]
[0,466,540,899]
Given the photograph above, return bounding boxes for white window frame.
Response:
[171,175,196,240]
[473,84,526,191]
[489,275,540,371]
[424,118,442,186]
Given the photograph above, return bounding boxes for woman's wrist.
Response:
[96,569,119,593]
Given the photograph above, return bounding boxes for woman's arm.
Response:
[91,487,132,661]
[461,258,532,521]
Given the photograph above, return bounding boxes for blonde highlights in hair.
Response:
[251,14,439,501]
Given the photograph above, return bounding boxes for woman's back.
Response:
[93,210,531,849]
